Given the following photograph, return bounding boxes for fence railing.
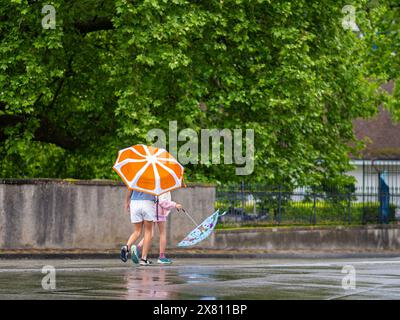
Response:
[215,183,400,226]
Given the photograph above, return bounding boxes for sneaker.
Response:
[157,257,172,265]
[130,245,139,264]
[120,245,129,262]
[139,258,153,266]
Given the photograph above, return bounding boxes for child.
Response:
[120,189,156,266]
[136,191,182,264]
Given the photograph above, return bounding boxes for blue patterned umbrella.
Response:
[178,209,226,247]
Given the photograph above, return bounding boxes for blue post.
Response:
[379,171,390,224]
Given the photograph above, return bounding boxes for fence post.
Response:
[234,185,238,223]
[241,180,245,221]
[278,185,282,224]
[347,190,351,224]
[313,192,316,225]
[362,160,365,224]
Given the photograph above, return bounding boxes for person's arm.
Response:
[125,189,132,213]
[159,199,182,210]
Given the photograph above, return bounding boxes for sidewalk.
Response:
[1,248,400,259]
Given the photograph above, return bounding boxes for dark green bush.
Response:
[361,204,396,223]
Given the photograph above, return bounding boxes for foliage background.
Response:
[0,0,398,185]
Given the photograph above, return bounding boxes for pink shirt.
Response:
[156,192,176,221]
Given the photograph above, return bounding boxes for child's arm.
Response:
[125,189,132,213]
[159,200,182,210]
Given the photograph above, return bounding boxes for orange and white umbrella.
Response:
[112,144,184,196]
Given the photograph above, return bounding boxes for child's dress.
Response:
[156,192,176,222]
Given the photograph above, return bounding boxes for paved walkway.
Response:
[0,257,400,299]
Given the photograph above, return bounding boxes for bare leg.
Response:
[157,221,167,257]
[141,220,154,260]
[137,222,155,248]
[126,222,142,248]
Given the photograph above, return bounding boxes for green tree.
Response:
[0,0,381,185]
[357,0,400,119]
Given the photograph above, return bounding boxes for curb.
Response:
[1,251,400,260]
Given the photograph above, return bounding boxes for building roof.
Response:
[353,82,400,160]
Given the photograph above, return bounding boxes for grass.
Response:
[216,222,363,230]
[216,221,398,231]
[216,201,397,229]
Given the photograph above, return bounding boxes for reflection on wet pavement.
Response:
[0,258,400,299]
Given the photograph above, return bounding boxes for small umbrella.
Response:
[113,144,184,219]
[177,209,227,247]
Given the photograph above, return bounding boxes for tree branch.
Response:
[34,117,79,150]
[74,17,114,34]
[0,114,25,127]
[0,114,79,150]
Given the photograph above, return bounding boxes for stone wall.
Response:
[0,179,215,250]
[214,225,400,251]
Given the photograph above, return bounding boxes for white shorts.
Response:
[130,200,156,223]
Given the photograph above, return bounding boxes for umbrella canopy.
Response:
[113,144,184,196]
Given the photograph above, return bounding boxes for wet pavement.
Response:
[0,257,400,299]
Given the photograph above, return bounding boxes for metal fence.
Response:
[216,183,400,226]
